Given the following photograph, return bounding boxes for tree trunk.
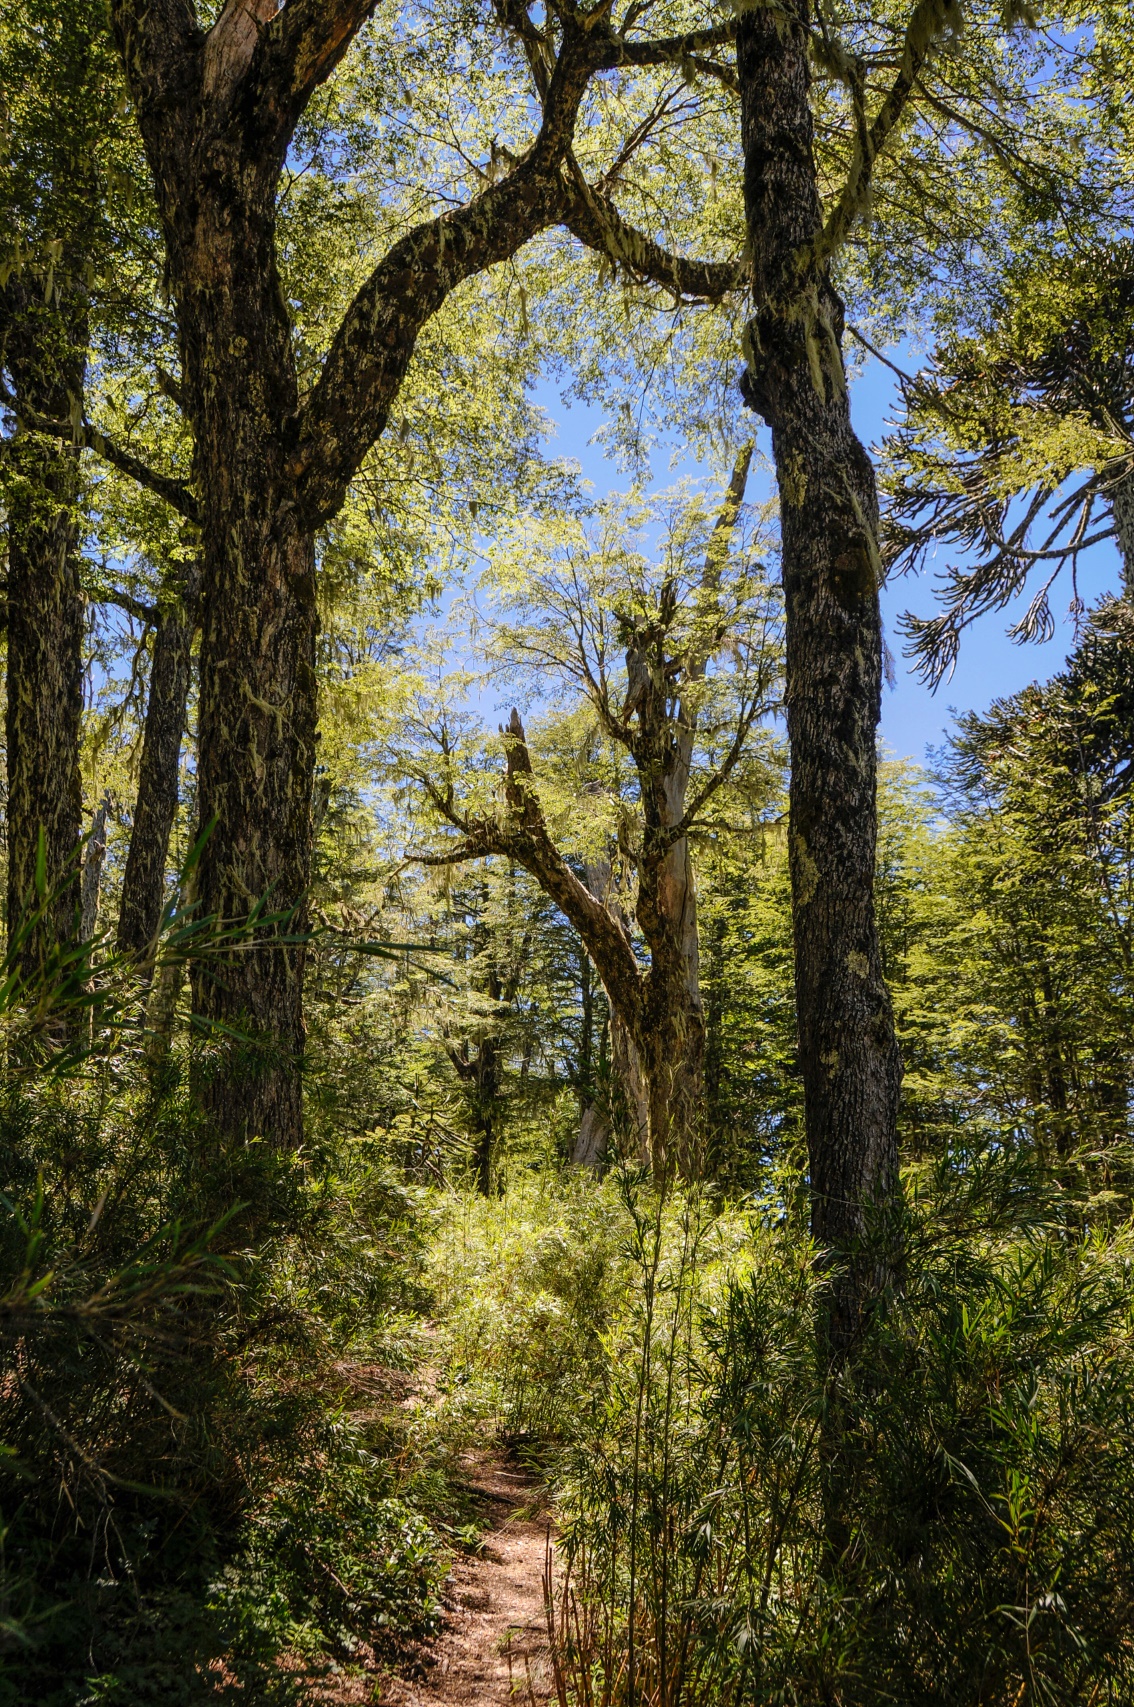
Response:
[118,561,199,962]
[188,372,317,1149]
[469,1036,501,1194]
[80,795,110,940]
[1,280,87,983]
[150,149,316,1149]
[636,781,705,1180]
[737,0,902,1354]
[447,1035,502,1194]
[573,1101,609,1167]
[610,1011,650,1163]
[1110,466,1134,594]
[572,940,610,1166]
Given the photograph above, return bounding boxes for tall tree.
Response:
[734,0,934,1350]
[116,559,200,961]
[103,0,746,1148]
[401,459,779,1178]
[0,281,86,975]
[0,0,133,975]
[441,871,533,1193]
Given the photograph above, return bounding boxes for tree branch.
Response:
[594,21,738,70]
[289,26,603,526]
[245,0,378,157]
[410,711,646,1034]
[102,590,158,626]
[811,0,956,269]
[670,697,766,841]
[285,10,743,526]
[0,381,200,523]
[562,175,746,300]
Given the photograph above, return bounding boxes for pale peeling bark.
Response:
[738,0,902,1355]
[1,280,86,982]
[573,1102,609,1167]
[578,861,647,1164]
[80,796,110,940]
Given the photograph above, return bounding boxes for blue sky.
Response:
[533,359,1124,766]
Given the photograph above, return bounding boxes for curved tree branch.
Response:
[0,380,199,522]
[410,711,646,1034]
[594,20,738,70]
[562,175,746,300]
[289,24,606,527]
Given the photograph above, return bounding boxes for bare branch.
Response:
[409,711,646,1031]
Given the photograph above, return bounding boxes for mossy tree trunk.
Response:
[737,0,902,1353]
[117,561,200,963]
[106,0,748,1147]
[0,279,87,982]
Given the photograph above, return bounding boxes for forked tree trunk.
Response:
[118,562,200,962]
[737,0,902,1354]
[109,0,745,1148]
[131,115,317,1147]
[1,281,86,982]
[109,0,553,1148]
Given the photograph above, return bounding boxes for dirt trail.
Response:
[380,1451,556,1706]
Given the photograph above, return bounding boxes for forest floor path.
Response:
[378,1447,556,1706]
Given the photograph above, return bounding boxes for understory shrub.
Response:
[447,1161,1134,1705]
[0,1006,445,1703]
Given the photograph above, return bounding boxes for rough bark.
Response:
[80,796,110,940]
[1,280,87,982]
[1110,466,1134,594]
[446,1034,502,1194]
[117,561,200,962]
[737,0,902,1353]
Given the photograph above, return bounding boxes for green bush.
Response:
[0,1031,444,1702]
[443,1161,1134,1706]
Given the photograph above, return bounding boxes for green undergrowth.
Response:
[429,1158,1134,1706]
[10,1018,1134,1707]
[0,1059,460,1704]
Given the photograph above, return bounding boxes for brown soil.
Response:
[379,1450,556,1706]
